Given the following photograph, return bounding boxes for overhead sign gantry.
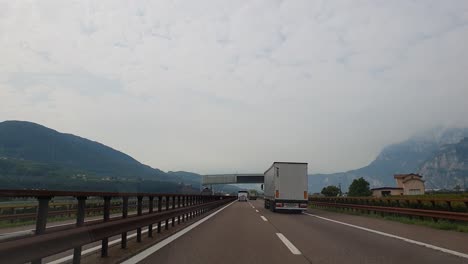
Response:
[202,174,264,185]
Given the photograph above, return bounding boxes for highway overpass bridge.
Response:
[202,174,264,185]
[0,189,467,264]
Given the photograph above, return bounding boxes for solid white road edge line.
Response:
[120,201,236,264]
[260,216,268,221]
[276,233,301,255]
[303,212,468,260]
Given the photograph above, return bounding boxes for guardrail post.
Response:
[192,196,196,217]
[192,196,195,217]
[177,196,181,224]
[172,196,176,227]
[195,196,198,216]
[192,196,197,218]
[32,196,52,264]
[192,196,196,218]
[157,196,162,233]
[137,196,143,242]
[446,201,452,211]
[182,196,186,222]
[73,196,87,264]
[165,196,169,230]
[187,196,191,219]
[101,196,111,257]
[187,196,190,218]
[199,196,203,214]
[148,196,154,238]
[121,196,129,249]
[35,196,52,235]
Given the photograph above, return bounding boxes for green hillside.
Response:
[0,121,188,193]
[0,121,164,179]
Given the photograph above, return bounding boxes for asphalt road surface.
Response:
[125,199,468,264]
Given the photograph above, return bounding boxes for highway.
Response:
[123,199,468,264]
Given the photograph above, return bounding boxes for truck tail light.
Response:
[276,203,283,207]
[304,191,308,199]
[300,203,308,208]
[275,190,279,198]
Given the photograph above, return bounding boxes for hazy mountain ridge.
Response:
[418,137,468,189]
[309,128,468,193]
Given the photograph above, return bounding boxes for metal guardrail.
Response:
[0,189,235,264]
[0,201,162,221]
[309,197,468,212]
[310,201,468,222]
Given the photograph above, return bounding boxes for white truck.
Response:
[237,190,248,202]
[263,162,308,213]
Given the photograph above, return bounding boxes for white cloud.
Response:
[1,0,468,174]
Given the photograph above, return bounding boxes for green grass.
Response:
[311,205,468,233]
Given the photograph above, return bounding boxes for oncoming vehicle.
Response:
[237,190,248,202]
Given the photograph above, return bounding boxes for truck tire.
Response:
[264,199,270,209]
[270,202,276,213]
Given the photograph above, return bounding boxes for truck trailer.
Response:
[263,162,308,213]
[237,190,248,202]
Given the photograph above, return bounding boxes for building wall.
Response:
[372,189,403,197]
[402,179,425,195]
[395,178,404,188]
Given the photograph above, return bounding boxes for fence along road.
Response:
[1,192,467,264]
[127,199,468,264]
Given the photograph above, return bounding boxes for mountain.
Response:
[418,137,468,190]
[0,120,165,180]
[309,128,468,193]
[0,121,206,193]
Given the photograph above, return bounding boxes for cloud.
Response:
[5,71,123,97]
[1,0,468,174]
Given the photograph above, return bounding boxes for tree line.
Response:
[320,177,372,197]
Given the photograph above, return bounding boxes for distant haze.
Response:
[1,1,468,174]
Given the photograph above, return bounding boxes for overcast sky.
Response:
[1,1,468,174]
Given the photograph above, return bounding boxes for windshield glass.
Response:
[1,1,467,264]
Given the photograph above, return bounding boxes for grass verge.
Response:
[310,205,468,233]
